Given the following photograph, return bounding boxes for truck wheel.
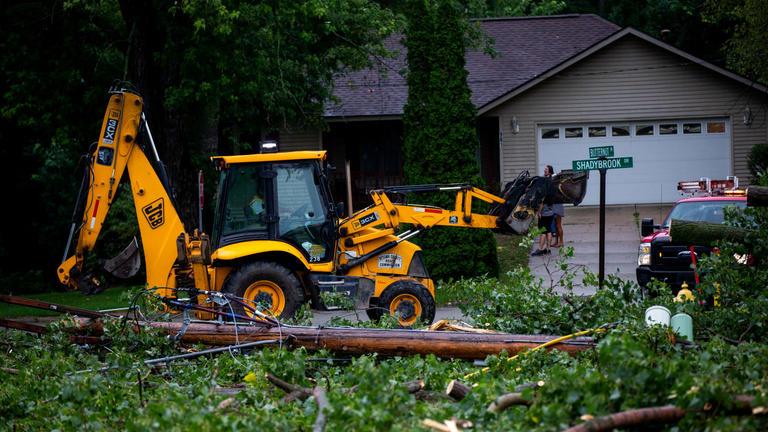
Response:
[222,262,303,320]
[377,280,436,327]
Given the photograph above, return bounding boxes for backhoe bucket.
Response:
[103,237,141,279]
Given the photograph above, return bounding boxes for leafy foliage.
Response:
[3,211,768,430]
[401,0,498,281]
[747,143,768,182]
[703,0,768,84]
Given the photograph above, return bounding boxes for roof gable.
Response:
[479,27,768,114]
[324,14,620,119]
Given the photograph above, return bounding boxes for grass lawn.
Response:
[3,232,529,316]
[1,285,137,318]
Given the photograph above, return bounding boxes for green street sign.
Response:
[572,157,633,171]
[589,146,614,158]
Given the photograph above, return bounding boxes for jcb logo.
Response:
[142,198,164,229]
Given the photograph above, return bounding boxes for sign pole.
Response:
[598,163,606,289]
[572,146,631,290]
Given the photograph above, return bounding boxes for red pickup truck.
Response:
[636,178,746,292]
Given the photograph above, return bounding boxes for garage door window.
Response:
[707,122,726,133]
[565,127,583,138]
[588,126,606,137]
[636,125,654,136]
[541,128,559,139]
[659,124,678,135]
[612,126,630,136]
[683,123,701,134]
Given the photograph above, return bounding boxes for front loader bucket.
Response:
[103,237,141,279]
[552,170,589,206]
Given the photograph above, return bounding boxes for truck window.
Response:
[275,163,333,263]
[663,201,746,229]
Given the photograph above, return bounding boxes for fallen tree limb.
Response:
[0,318,103,345]
[669,219,751,246]
[487,392,530,412]
[0,295,110,319]
[747,186,768,207]
[564,405,688,431]
[564,396,756,432]
[312,386,329,432]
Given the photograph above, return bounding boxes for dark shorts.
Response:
[538,215,554,231]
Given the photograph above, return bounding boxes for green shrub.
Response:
[401,0,498,280]
[747,143,768,182]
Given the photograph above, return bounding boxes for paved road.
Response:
[310,306,466,327]
[528,204,672,295]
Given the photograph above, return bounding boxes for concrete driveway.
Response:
[529,204,672,295]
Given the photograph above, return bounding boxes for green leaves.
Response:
[401,0,498,280]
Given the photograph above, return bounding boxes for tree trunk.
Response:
[118,0,198,229]
[669,219,750,245]
[747,186,768,207]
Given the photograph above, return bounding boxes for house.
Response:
[279,14,768,207]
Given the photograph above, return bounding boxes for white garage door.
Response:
[537,120,731,205]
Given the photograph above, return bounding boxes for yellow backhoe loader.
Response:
[58,85,588,326]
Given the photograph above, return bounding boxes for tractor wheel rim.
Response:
[243,280,285,318]
[390,293,422,326]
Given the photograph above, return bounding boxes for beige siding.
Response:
[487,36,768,184]
[279,128,322,151]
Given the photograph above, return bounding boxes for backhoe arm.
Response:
[337,172,589,266]
[339,184,505,241]
[58,89,186,296]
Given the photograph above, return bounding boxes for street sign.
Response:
[589,146,614,158]
[572,157,633,171]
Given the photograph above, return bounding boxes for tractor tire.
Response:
[377,280,436,327]
[222,262,303,320]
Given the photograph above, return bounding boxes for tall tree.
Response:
[0,0,396,290]
[703,0,768,84]
[118,0,397,227]
[402,0,499,280]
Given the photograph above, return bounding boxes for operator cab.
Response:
[210,151,337,264]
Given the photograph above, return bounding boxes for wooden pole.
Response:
[65,318,596,360]
[345,160,353,216]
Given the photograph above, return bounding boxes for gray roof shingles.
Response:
[324,14,620,118]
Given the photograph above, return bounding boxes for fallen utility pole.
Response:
[69,318,596,360]
[1,296,598,360]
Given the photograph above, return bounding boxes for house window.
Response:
[565,127,583,138]
[612,126,630,136]
[659,124,678,135]
[588,127,606,137]
[707,122,726,133]
[541,128,559,139]
[636,125,654,136]
[683,123,701,134]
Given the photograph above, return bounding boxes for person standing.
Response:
[551,196,564,248]
[532,165,555,256]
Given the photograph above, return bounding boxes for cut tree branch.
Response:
[312,386,329,432]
